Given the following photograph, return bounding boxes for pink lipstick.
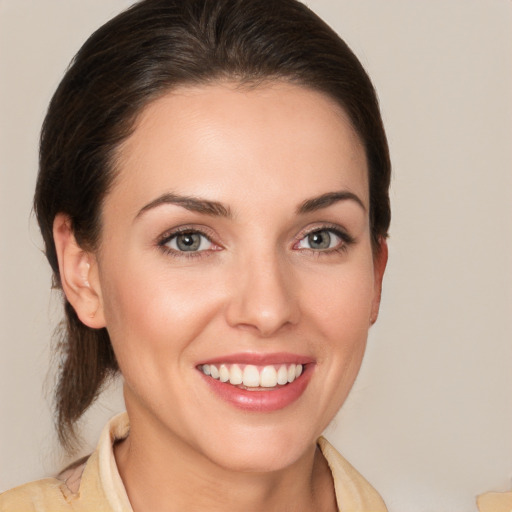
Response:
[197,353,314,412]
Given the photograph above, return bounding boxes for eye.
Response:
[296,228,346,251]
[164,231,213,252]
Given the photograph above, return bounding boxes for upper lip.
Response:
[197,352,315,366]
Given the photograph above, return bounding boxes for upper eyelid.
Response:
[295,223,353,241]
[290,226,355,256]
[157,225,217,246]
[157,228,220,258]
[156,222,354,248]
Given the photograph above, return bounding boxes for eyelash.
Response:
[293,225,355,256]
[157,224,355,259]
[157,226,219,259]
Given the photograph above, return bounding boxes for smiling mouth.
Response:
[199,363,304,390]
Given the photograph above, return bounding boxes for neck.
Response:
[114,407,337,512]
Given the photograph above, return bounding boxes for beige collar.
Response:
[75,412,387,512]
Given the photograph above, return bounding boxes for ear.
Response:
[370,237,388,326]
[53,213,106,329]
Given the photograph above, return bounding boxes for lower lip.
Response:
[199,364,314,412]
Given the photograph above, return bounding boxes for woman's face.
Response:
[92,82,386,472]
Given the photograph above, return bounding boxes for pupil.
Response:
[177,233,200,251]
[309,231,330,249]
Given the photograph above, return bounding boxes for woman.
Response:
[0,0,390,510]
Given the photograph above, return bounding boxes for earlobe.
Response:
[370,237,388,326]
[53,214,106,329]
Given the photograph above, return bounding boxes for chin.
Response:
[196,423,318,474]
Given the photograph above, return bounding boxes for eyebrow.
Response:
[135,193,232,219]
[297,190,366,214]
[135,189,364,221]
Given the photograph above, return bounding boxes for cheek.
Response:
[300,256,375,408]
[302,259,375,341]
[98,256,221,366]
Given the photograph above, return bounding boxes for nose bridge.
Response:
[225,247,299,336]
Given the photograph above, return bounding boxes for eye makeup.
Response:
[157,225,222,259]
[293,223,356,256]
[155,221,355,261]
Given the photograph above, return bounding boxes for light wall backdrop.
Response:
[1,1,511,511]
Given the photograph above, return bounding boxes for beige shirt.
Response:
[476,491,512,512]
[0,413,387,512]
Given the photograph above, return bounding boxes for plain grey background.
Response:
[1,1,511,511]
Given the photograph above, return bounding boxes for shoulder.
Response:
[0,413,131,512]
[477,490,512,512]
[318,436,388,512]
[0,455,112,512]
[0,478,74,511]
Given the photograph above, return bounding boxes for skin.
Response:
[54,81,387,512]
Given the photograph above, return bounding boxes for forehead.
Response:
[108,81,368,217]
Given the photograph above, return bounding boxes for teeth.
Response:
[243,365,260,387]
[260,365,277,387]
[277,365,288,385]
[201,363,304,388]
[229,364,243,385]
[210,365,219,379]
[219,364,229,383]
[287,364,296,383]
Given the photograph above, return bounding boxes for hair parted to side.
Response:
[34,0,391,451]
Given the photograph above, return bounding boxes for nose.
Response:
[224,252,300,337]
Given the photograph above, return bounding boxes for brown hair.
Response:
[34,0,391,450]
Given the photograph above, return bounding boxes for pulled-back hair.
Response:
[34,0,391,450]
